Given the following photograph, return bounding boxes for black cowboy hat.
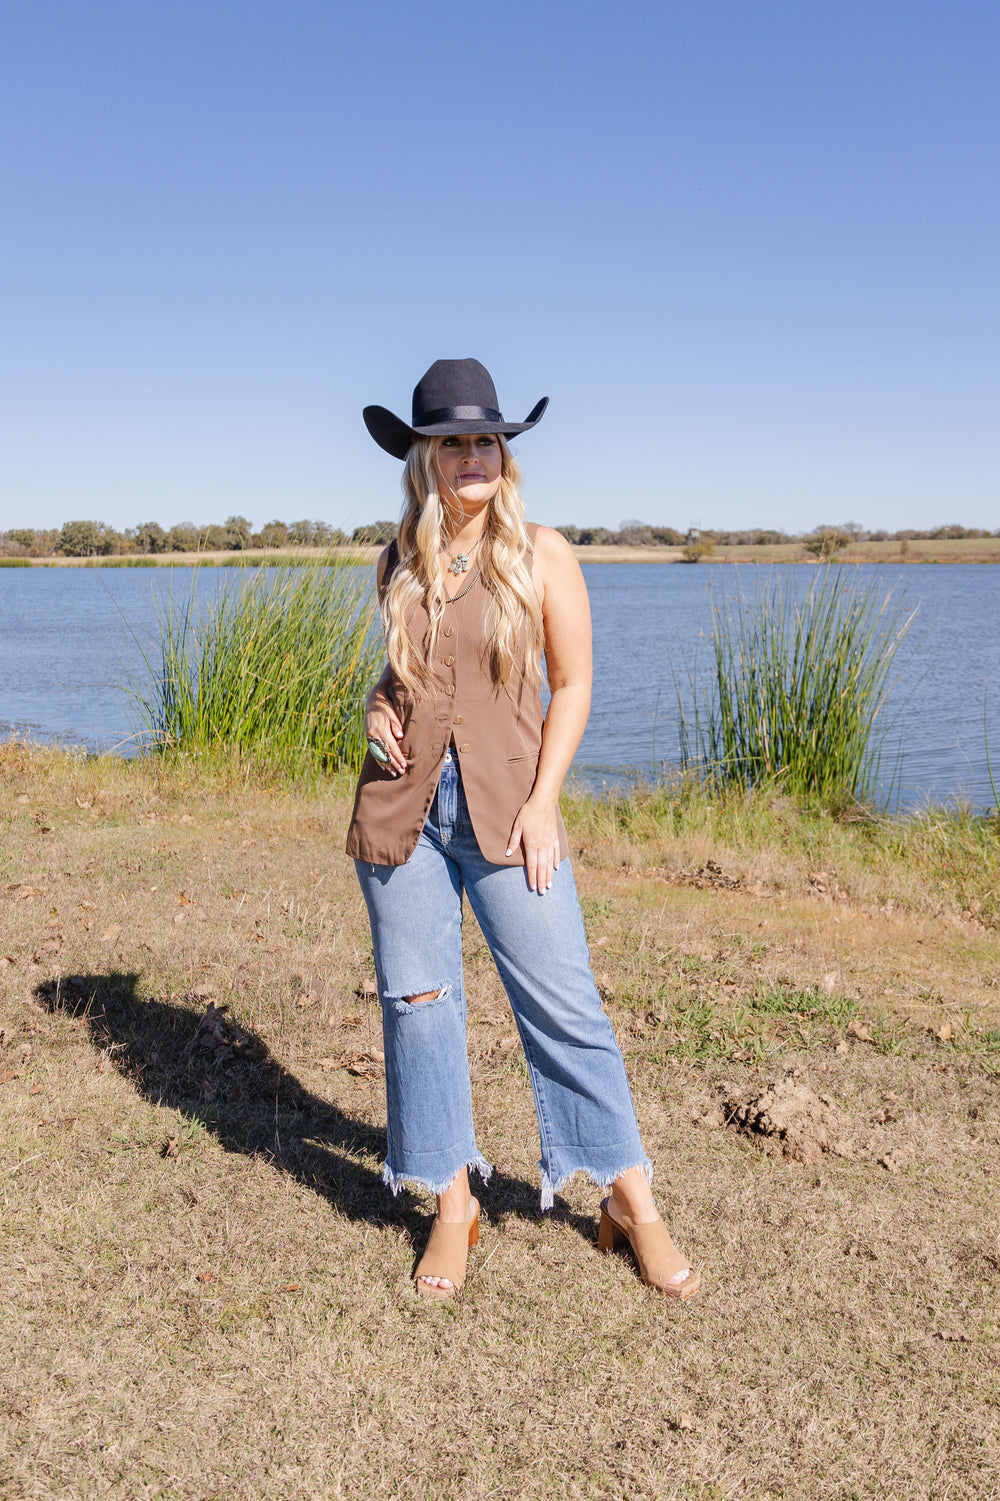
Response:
[363,358,548,460]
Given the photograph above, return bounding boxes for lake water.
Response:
[1,563,997,810]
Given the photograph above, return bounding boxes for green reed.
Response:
[678,566,916,805]
[131,558,382,775]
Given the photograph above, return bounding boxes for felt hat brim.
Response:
[363,397,549,461]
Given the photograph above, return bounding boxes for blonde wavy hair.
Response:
[381,435,544,701]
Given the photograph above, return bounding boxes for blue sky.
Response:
[2,0,997,537]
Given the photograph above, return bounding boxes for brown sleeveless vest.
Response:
[345,525,570,867]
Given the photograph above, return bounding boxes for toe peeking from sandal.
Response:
[413,1197,480,1300]
[598,1197,700,1300]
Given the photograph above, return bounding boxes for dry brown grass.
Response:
[26,537,1000,569]
[569,540,1000,566]
[2,745,999,1500]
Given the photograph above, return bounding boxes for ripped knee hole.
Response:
[403,990,442,1004]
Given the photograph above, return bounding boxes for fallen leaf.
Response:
[498,1034,520,1055]
[163,1135,180,1159]
[677,1412,695,1431]
[0,955,15,968]
[176,891,192,906]
[933,1023,953,1043]
[281,1282,301,1293]
[935,1329,970,1343]
[196,1271,215,1284]
[317,1048,384,1077]
[100,925,122,943]
[821,972,839,994]
[192,982,214,999]
[846,1019,872,1042]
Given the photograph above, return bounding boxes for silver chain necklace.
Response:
[445,563,481,603]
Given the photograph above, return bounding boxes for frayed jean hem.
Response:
[539,1156,653,1212]
[382,1155,493,1199]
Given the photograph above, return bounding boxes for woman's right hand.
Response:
[365,684,407,777]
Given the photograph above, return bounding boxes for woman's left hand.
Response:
[507,794,561,894]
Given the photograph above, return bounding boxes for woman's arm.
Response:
[363,547,407,777]
[506,526,592,892]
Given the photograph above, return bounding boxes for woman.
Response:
[346,358,699,1301]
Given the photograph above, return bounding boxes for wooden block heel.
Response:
[598,1205,626,1255]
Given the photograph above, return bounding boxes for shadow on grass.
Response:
[35,970,593,1244]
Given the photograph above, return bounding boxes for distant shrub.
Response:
[802,529,850,560]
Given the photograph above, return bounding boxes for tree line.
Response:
[0,516,398,559]
[1,515,996,560]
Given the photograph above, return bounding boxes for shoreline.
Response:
[5,537,1000,568]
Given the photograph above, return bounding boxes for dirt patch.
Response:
[716,1073,854,1164]
[695,1070,930,1171]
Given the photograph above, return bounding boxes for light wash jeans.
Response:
[355,750,651,1208]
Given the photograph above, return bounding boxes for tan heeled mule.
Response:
[413,1197,480,1300]
[598,1197,700,1299]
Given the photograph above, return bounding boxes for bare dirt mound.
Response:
[695,1072,856,1165]
[695,1070,925,1171]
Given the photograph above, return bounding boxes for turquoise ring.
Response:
[367,736,391,765]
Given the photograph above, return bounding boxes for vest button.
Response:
[459,743,470,754]
[444,655,455,666]
[443,625,455,637]
[445,684,455,696]
[452,715,463,725]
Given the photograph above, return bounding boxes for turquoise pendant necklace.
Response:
[446,535,481,577]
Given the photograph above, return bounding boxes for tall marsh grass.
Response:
[678,566,916,804]
[130,559,381,775]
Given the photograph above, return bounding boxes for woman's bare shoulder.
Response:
[375,541,397,587]
[530,525,583,577]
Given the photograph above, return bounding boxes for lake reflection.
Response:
[0,562,997,810]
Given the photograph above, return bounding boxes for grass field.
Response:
[2,745,999,1499]
[568,538,1000,566]
[16,535,1000,568]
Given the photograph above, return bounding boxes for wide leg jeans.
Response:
[355,751,651,1207]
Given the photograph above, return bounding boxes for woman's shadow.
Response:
[35,970,592,1242]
